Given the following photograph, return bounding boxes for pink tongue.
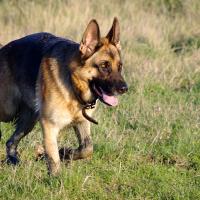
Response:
[102,93,118,106]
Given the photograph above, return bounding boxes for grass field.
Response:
[0,0,200,199]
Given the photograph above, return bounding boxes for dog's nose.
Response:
[117,83,128,94]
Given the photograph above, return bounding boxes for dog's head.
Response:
[73,18,128,106]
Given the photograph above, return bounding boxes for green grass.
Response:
[0,0,200,199]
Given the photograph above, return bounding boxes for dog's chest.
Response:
[49,100,84,129]
[49,98,96,129]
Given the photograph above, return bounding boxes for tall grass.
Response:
[0,0,200,199]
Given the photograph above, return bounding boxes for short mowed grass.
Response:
[0,0,200,199]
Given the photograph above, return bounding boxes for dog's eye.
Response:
[99,61,112,73]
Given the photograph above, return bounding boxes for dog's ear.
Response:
[80,19,100,58]
[106,17,121,50]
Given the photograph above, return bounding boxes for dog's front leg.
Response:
[41,118,60,176]
[59,120,93,160]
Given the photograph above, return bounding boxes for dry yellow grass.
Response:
[0,0,199,84]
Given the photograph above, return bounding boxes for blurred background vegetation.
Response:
[0,0,200,199]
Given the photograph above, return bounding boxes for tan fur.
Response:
[37,58,95,175]
[38,58,95,128]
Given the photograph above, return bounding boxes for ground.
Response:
[0,0,200,199]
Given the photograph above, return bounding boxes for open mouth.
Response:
[93,84,118,107]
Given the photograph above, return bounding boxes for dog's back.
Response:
[0,32,77,122]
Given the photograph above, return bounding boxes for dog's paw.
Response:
[6,155,20,165]
[59,147,73,161]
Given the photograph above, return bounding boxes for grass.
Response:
[0,0,200,199]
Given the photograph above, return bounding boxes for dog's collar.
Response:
[82,101,98,125]
[75,93,98,125]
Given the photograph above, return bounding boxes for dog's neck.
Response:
[69,51,96,105]
[69,52,98,124]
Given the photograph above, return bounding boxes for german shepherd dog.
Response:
[0,18,128,175]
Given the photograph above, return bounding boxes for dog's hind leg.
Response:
[59,120,93,160]
[6,105,38,165]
